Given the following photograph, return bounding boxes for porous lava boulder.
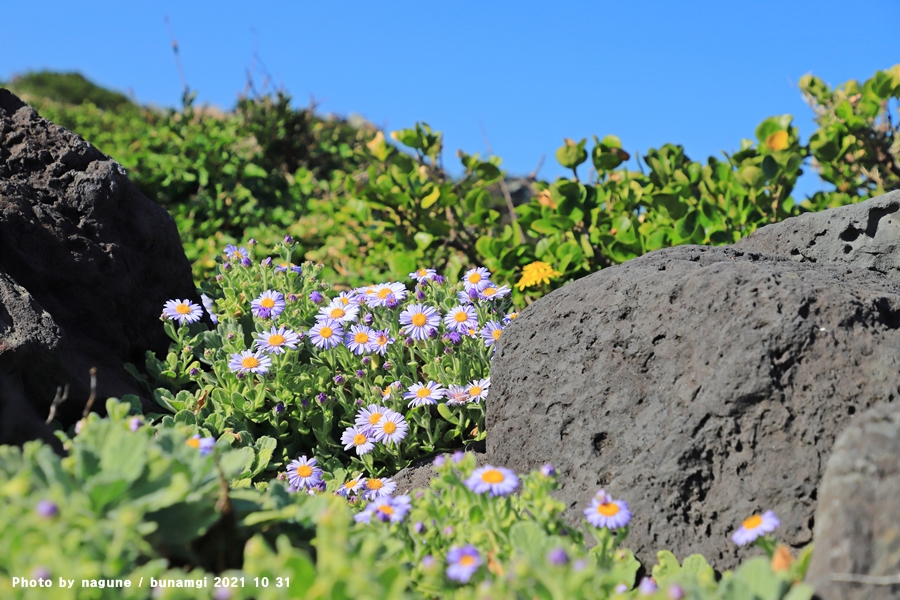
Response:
[805,401,900,599]
[0,89,199,444]
[487,244,900,571]
[735,189,900,283]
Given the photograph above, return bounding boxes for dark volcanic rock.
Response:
[487,244,900,571]
[806,401,900,600]
[0,89,199,440]
[735,189,900,283]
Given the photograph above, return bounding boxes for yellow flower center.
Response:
[742,514,763,529]
[355,332,370,344]
[376,504,394,517]
[481,469,504,484]
[368,412,383,425]
[469,386,482,397]
[340,297,349,305]
[597,502,620,517]
[382,386,392,397]
[412,313,427,327]
[366,478,383,490]
[467,273,482,284]
[492,329,502,340]
[377,288,391,299]
[186,438,200,448]
[330,308,346,319]
[241,356,260,369]
[460,555,477,567]
[319,326,333,339]
[377,335,389,345]
[268,334,285,346]
[344,479,359,490]
[382,421,397,434]
[261,297,275,309]
[417,269,428,276]
[353,433,367,446]
[176,303,191,314]
[454,311,469,323]
[296,465,312,478]
[416,387,431,398]
[483,287,497,296]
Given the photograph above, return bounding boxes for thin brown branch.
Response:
[46,385,69,424]
[82,367,98,418]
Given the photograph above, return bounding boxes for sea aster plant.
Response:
[355,404,390,430]
[443,305,479,332]
[446,545,482,583]
[731,510,780,546]
[466,378,490,403]
[399,304,441,341]
[462,267,492,292]
[372,411,408,445]
[481,321,504,348]
[362,477,397,500]
[584,489,632,530]
[346,325,376,355]
[162,299,203,325]
[251,290,285,319]
[228,349,272,375]
[318,299,360,324]
[465,465,519,496]
[445,384,470,406]
[409,268,437,282]
[286,456,323,490]
[253,325,300,354]
[405,381,446,408]
[309,318,344,349]
[372,329,395,355]
[341,425,375,455]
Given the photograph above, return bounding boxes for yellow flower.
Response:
[516,261,562,290]
[766,130,789,151]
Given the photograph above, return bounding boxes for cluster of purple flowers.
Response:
[341,404,409,455]
[403,378,491,408]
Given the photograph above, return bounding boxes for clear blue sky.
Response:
[4,1,898,198]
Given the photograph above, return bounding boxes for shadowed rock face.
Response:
[487,243,900,571]
[806,401,900,600]
[0,89,199,444]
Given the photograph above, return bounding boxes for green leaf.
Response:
[475,162,501,181]
[761,155,779,179]
[556,138,588,170]
[387,252,417,279]
[436,403,459,425]
[420,187,440,209]
[243,163,268,178]
[651,550,682,583]
[530,219,560,235]
[414,231,434,250]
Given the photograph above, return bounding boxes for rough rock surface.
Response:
[735,189,900,284]
[487,244,900,571]
[0,89,199,442]
[391,442,488,495]
[806,401,900,600]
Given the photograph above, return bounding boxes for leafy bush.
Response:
[1,399,814,599]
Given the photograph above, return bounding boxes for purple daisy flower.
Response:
[253,325,300,354]
[309,318,344,349]
[731,510,780,546]
[200,293,218,324]
[399,304,442,341]
[373,411,408,445]
[162,299,203,325]
[366,282,408,307]
[251,290,286,319]
[405,381,446,408]
[286,456,323,490]
[346,325,377,355]
[355,404,390,430]
[187,434,216,456]
[362,477,397,500]
[443,305,479,332]
[35,500,59,518]
[445,384,470,405]
[462,267,492,292]
[341,425,375,455]
[409,268,438,282]
[223,244,249,263]
[446,545,482,583]
[481,321,504,348]
[228,349,272,375]
[466,378,490,403]
[465,465,519,496]
[584,490,632,530]
[318,300,360,324]
[337,476,364,497]
[372,329,395,355]
[478,283,511,301]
